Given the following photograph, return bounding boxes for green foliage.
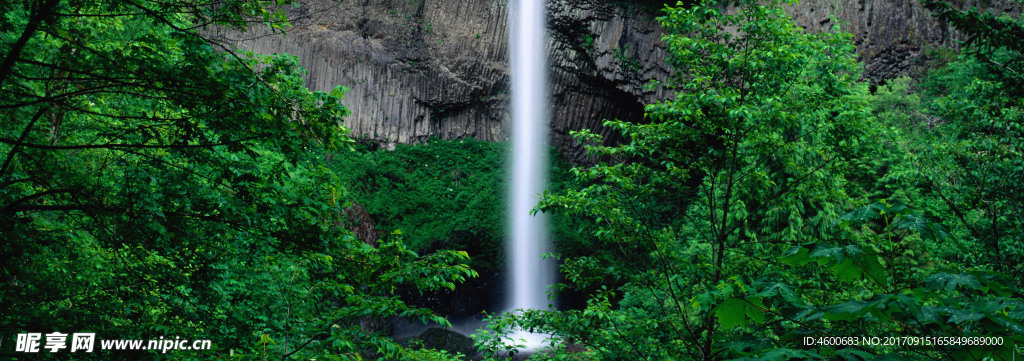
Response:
[471,312,530,359]
[484,0,878,358]
[330,138,586,271]
[476,1,1024,360]
[0,1,473,359]
[330,139,507,260]
[580,32,596,51]
[915,0,1024,285]
[922,0,1024,97]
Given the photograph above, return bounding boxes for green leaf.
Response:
[829,258,861,283]
[823,300,868,322]
[894,213,948,240]
[746,297,766,324]
[809,244,847,265]
[947,309,984,323]
[781,246,811,266]
[757,281,801,304]
[834,202,886,226]
[925,272,982,291]
[716,298,748,330]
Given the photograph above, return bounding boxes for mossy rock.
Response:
[410,327,476,357]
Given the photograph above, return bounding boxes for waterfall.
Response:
[506,0,555,347]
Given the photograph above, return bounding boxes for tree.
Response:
[1,1,473,359]
[477,1,1024,360]
[918,0,1024,287]
[480,0,874,358]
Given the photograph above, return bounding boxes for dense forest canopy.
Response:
[1,0,473,359]
[478,0,1024,360]
[2,0,1023,360]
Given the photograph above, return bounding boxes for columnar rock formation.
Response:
[780,0,1013,86]
[207,0,1017,162]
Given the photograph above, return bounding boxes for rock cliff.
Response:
[207,0,1017,162]
[781,0,1017,85]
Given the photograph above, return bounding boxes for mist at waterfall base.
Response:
[504,0,558,350]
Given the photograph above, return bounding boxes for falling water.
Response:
[506,0,555,348]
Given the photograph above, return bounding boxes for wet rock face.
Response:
[545,0,672,161]
[784,0,949,86]
[782,0,1019,84]
[207,0,668,162]
[209,0,1017,161]
[209,0,513,147]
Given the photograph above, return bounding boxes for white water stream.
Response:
[506,0,555,350]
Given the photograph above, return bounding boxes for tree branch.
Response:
[0,107,48,179]
[0,0,61,86]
